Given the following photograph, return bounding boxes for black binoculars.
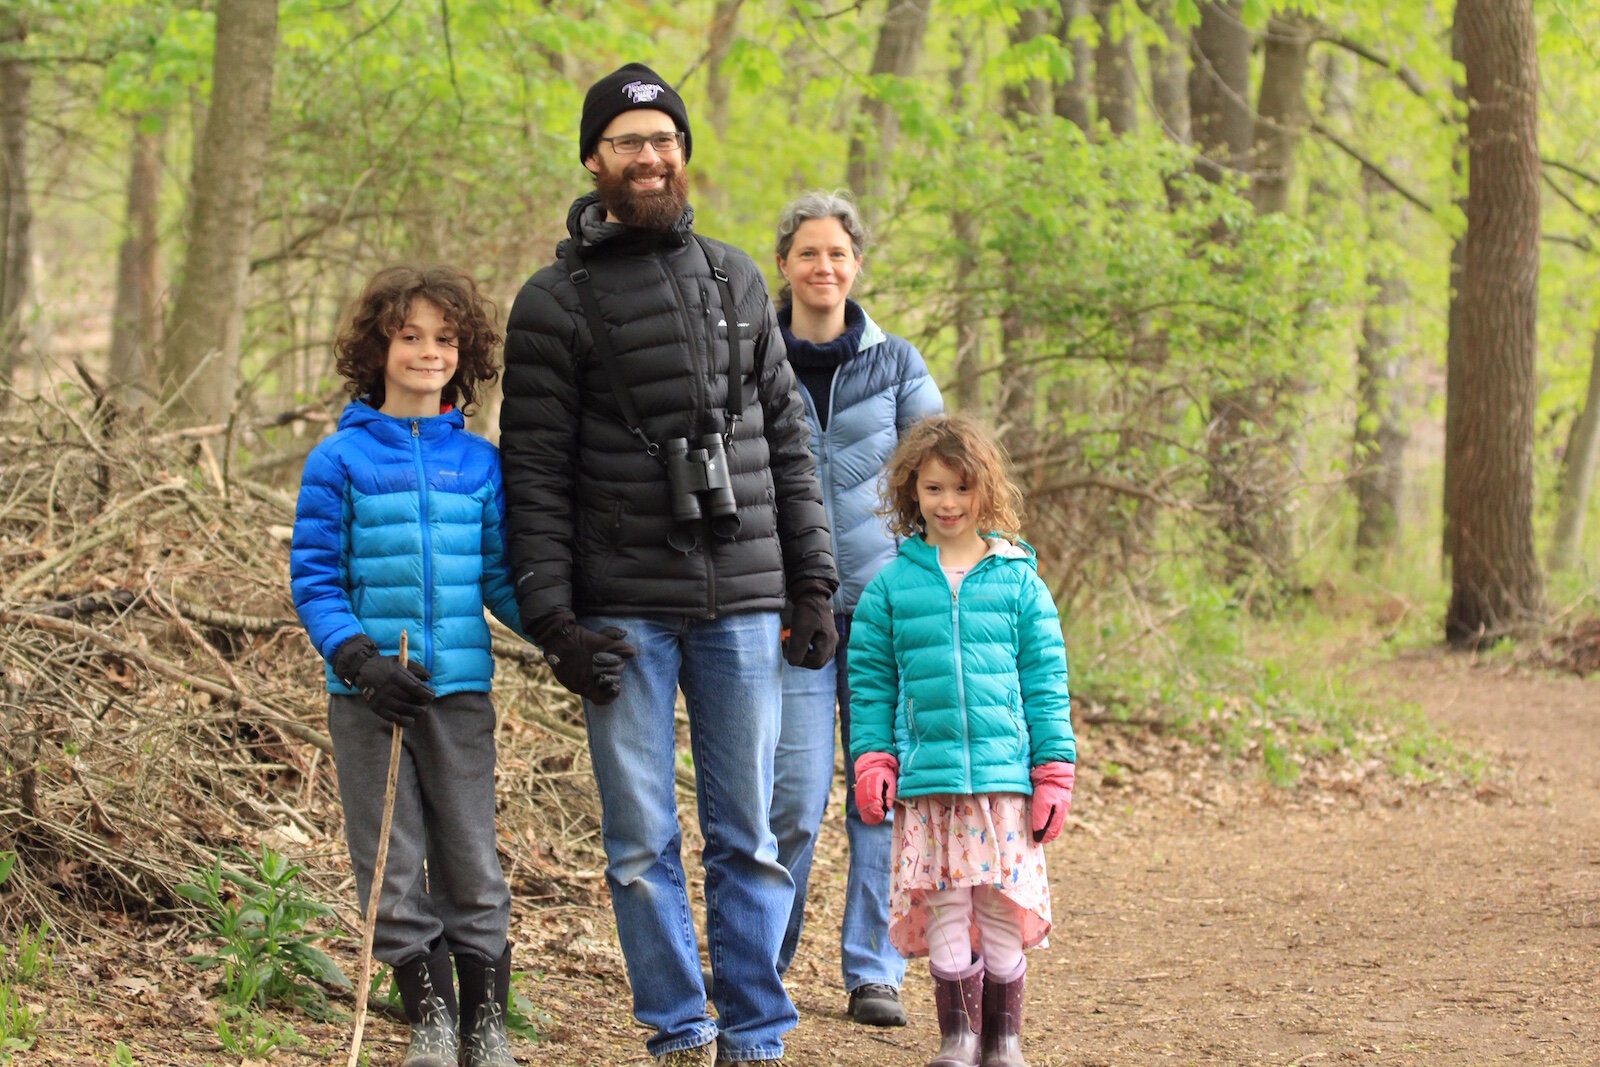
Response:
[665,434,741,538]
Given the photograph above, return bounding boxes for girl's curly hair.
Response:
[334,265,501,414]
[881,413,1024,540]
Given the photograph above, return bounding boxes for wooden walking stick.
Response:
[348,628,408,1067]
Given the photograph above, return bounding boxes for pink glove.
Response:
[1030,762,1075,844]
[854,752,900,825]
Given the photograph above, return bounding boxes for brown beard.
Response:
[594,159,689,232]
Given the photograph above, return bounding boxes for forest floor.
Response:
[22,647,1600,1066]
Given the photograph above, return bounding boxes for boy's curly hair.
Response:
[334,265,502,414]
[881,413,1024,540]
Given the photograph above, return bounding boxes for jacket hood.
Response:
[899,533,1036,574]
[337,400,464,446]
[556,191,695,260]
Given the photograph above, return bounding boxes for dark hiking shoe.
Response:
[848,983,908,1027]
[655,1040,716,1065]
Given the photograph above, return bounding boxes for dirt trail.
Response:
[523,650,1600,1066]
[31,651,1600,1064]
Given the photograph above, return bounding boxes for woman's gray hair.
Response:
[774,190,869,306]
[775,190,869,260]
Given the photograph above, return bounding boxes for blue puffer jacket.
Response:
[291,401,523,696]
[848,535,1074,799]
[796,308,943,613]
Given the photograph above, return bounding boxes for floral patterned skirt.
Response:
[888,792,1053,959]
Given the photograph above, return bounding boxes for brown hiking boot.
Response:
[654,1039,716,1065]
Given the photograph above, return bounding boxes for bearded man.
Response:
[499,64,838,1066]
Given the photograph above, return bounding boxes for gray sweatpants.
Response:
[328,691,510,965]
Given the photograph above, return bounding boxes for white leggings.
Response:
[923,885,1025,979]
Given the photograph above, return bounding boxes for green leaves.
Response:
[177,846,349,1017]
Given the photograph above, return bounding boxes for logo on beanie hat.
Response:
[623,81,665,103]
[580,62,693,163]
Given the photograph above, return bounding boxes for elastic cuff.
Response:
[987,954,1026,983]
[929,953,985,982]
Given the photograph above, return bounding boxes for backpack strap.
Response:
[564,241,659,458]
[694,235,744,441]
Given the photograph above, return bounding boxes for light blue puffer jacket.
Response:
[291,401,523,696]
[797,309,943,613]
[848,535,1074,799]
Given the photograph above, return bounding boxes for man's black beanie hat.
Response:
[579,63,692,163]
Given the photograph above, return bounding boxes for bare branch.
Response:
[1309,120,1437,216]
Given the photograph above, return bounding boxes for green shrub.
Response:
[177,846,350,1016]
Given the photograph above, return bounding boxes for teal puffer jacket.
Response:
[848,535,1074,799]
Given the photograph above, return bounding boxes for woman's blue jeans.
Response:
[770,613,907,993]
[580,610,797,1062]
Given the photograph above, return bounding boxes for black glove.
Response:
[332,634,434,728]
[533,612,637,705]
[783,580,838,670]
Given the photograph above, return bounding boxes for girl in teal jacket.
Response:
[849,414,1075,1067]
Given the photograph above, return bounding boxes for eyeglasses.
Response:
[598,131,685,156]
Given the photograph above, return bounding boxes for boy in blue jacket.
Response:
[291,265,538,1067]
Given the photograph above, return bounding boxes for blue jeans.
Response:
[770,613,907,993]
[581,610,797,1062]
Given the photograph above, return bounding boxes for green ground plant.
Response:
[177,846,349,1019]
[214,1004,306,1057]
[1069,555,1482,789]
[0,852,43,1062]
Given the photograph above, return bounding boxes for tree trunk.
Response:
[1445,0,1544,646]
[1353,267,1409,569]
[1141,0,1189,145]
[1092,0,1137,136]
[1250,15,1310,215]
[160,0,278,426]
[1191,3,1288,582]
[996,8,1052,449]
[845,0,933,227]
[1442,19,1467,572]
[704,0,742,137]
[1548,324,1600,574]
[0,11,33,403]
[949,29,982,410]
[108,118,165,410]
[1188,0,1252,183]
[1318,50,1410,571]
[1054,0,1093,136]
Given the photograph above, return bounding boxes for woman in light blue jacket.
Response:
[766,190,944,1027]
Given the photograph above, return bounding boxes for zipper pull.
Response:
[411,420,420,438]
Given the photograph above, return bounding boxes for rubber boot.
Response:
[456,944,515,1067]
[393,940,459,1067]
[927,954,985,1067]
[979,957,1027,1067]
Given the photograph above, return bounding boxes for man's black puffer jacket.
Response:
[500,194,837,628]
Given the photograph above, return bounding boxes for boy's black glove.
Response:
[332,634,434,728]
[783,579,838,670]
[532,612,637,706]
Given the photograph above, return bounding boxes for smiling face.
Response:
[916,456,984,553]
[584,108,689,231]
[380,297,458,417]
[777,217,862,319]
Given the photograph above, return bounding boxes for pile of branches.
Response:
[0,387,605,943]
[1542,616,1600,677]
